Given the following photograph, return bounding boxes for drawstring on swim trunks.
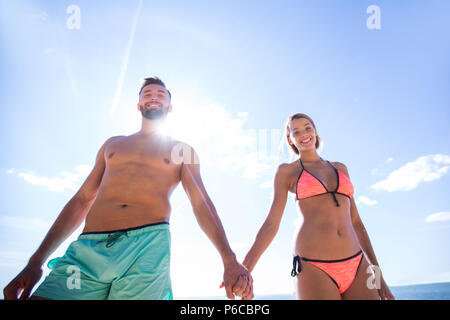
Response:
[97,231,129,248]
[291,256,302,277]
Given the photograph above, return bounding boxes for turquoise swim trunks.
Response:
[33,222,172,300]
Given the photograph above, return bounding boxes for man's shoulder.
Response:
[170,139,199,165]
[96,136,126,153]
[166,138,197,154]
[167,137,192,148]
[105,135,126,145]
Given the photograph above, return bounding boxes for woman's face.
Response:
[289,117,317,153]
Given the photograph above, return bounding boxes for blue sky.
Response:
[0,0,449,299]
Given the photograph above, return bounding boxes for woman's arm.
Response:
[337,162,395,300]
[349,197,395,299]
[349,198,380,266]
[242,164,290,273]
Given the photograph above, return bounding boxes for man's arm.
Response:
[28,137,119,266]
[179,144,252,299]
[3,136,118,300]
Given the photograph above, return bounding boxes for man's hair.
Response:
[139,76,171,99]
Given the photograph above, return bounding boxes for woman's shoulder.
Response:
[276,159,301,177]
[274,161,301,191]
[279,158,300,169]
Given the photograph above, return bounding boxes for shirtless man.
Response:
[3,77,253,300]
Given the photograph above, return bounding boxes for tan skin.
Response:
[3,83,252,300]
[242,117,394,300]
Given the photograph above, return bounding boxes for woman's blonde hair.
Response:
[285,113,321,155]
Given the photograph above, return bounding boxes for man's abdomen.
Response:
[83,196,171,233]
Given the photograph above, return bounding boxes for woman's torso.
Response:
[285,159,360,259]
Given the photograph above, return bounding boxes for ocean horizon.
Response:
[176,281,450,300]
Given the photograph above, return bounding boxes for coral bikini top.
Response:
[296,158,354,206]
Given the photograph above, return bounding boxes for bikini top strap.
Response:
[325,160,341,204]
[326,159,341,172]
[296,159,304,201]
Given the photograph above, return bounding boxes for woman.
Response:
[242,113,394,300]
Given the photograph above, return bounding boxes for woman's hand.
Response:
[220,260,253,300]
[378,276,395,300]
[219,261,254,300]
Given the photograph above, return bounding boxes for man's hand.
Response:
[219,260,253,300]
[3,263,43,300]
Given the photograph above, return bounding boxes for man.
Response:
[3,77,253,300]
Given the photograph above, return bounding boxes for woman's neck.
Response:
[299,150,321,163]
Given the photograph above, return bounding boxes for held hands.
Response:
[220,260,254,300]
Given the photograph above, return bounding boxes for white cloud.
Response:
[29,10,48,22]
[355,195,378,206]
[16,165,92,192]
[425,212,450,223]
[237,112,248,118]
[259,180,272,189]
[370,157,394,176]
[160,102,284,179]
[371,154,450,192]
[0,215,51,231]
[171,234,294,298]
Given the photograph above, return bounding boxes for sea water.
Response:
[181,282,450,300]
[254,282,450,300]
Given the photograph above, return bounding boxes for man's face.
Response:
[138,84,171,120]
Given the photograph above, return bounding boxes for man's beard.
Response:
[139,104,170,120]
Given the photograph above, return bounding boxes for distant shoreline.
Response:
[176,281,450,300]
[389,280,450,288]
